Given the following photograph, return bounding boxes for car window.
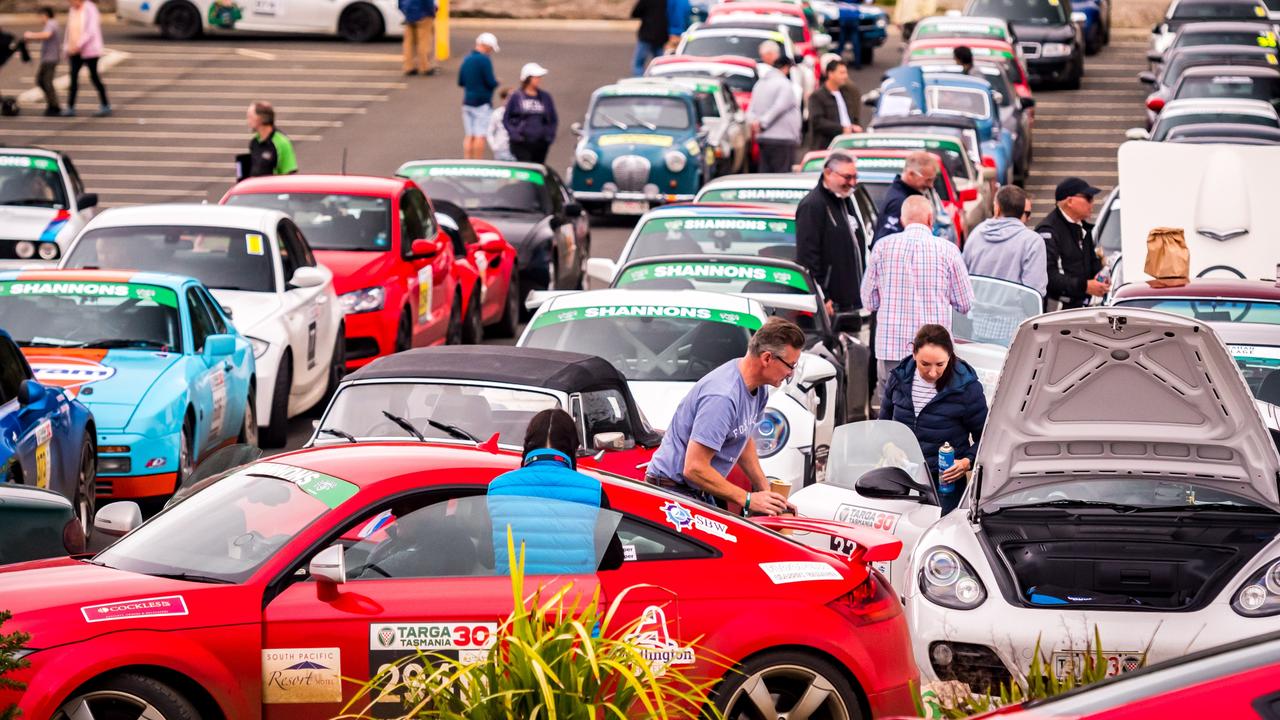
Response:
[0,279,184,352]
[545,172,566,215]
[694,91,720,119]
[402,165,550,215]
[0,154,69,209]
[615,516,715,561]
[927,86,992,119]
[1153,110,1279,139]
[67,226,277,293]
[399,189,428,252]
[1096,203,1122,254]
[62,156,86,198]
[226,193,392,253]
[682,33,776,60]
[966,0,1067,25]
[1176,74,1280,107]
[1113,298,1280,325]
[276,222,300,282]
[0,338,29,403]
[590,96,693,130]
[1172,1,1267,20]
[1175,29,1278,48]
[405,187,438,242]
[196,286,230,334]
[854,184,878,230]
[579,389,637,448]
[186,287,216,352]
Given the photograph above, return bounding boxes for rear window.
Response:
[966,0,1066,25]
[1113,298,1280,325]
[1175,29,1278,48]
[1172,1,1268,20]
[1154,110,1279,139]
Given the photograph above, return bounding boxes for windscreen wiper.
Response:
[424,418,481,443]
[318,427,358,444]
[381,410,425,442]
[1132,503,1276,514]
[77,339,165,349]
[148,572,234,584]
[996,499,1142,513]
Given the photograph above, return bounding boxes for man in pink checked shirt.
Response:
[861,194,974,408]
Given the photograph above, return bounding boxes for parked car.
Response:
[427,199,521,341]
[905,38,1035,101]
[0,485,85,564]
[965,0,1086,88]
[1139,44,1280,126]
[1163,64,1280,118]
[909,14,1018,45]
[1150,0,1272,54]
[1146,20,1279,73]
[694,173,880,252]
[1129,97,1280,141]
[617,75,752,176]
[707,0,832,72]
[116,0,407,41]
[646,54,760,112]
[0,147,97,270]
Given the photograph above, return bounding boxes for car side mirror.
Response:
[565,202,584,217]
[571,121,584,136]
[17,379,47,406]
[1137,71,1156,85]
[855,466,935,504]
[202,333,236,364]
[76,192,98,210]
[94,501,143,538]
[586,257,617,288]
[411,237,444,258]
[593,431,627,451]
[289,266,327,289]
[1152,22,1162,33]
[478,235,508,254]
[1146,50,1162,63]
[832,311,861,334]
[795,355,837,390]
[221,304,234,319]
[1071,10,1087,24]
[310,544,347,586]
[862,89,882,108]
[959,186,978,203]
[1125,127,1151,141]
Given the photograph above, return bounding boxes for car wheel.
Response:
[175,419,194,495]
[237,385,258,447]
[53,672,201,720]
[395,309,412,352]
[75,438,96,543]
[489,268,520,339]
[323,324,346,404]
[462,288,484,344]
[714,651,864,720]
[1064,63,1083,90]
[260,353,292,449]
[338,2,384,42]
[859,45,874,67]
[1085,24,1103,55]
[445,293,463,345]
[158,1,202,40]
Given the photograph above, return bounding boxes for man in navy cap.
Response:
[1037,177,1107,310]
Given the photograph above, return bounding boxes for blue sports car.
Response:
[0,328,96,536]
[1,269,256,505]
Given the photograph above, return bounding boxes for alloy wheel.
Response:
[722,664,851,720]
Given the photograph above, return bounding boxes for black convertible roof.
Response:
[346,346,627,392]
[870,114,980,131]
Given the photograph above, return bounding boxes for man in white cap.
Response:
[503,62,558,163]
[458,32,500,159]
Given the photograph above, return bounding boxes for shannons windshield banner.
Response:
[0,155,59,172]
[644,217,796,235]
[531,304,763,330]
[406,165,545,185]
[618,262,809,291]
[0,281,178,307]
[700,187,807,203]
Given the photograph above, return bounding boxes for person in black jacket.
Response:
[871,150,937,246]
[796,150,863,314]
[630,0,667,76]
[1037,177,1108,310]
[880,324,987,514]
[806,59,862,150]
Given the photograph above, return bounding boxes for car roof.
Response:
[398,159,548,174]
[1112,278,1280,301]
[708,14,806,28]
[542,288,761,315]
[686,25,789,41]
[345,345,629,390]
[0,146,63,160]
[0,268,198,291]
[227,174,412,197]
[709,1,804,15]
[84,203,287,234]
[1161,97,1279,116]
[701,172,820,190]
[870,114,982,131]
[1167,42,1279,59]
[650,54,758,71]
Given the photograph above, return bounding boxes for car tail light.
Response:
[1146,96,1164,112]
[827,569,901,627]
[63,518,86,555]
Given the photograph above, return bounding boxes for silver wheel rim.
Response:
[243,397,258,447]
[55,689,170,720]
[723,664,850,720]
[78,445,95,537]
[178,428,192,486]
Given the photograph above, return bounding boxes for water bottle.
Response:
[937,442,956,496]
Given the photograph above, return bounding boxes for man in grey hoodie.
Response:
[749,41,802,173]
[961,185,1047,296]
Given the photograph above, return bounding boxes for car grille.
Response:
[858,15,879,26]
[929,642,1014,692]
[611,155,652,192]
[1019,42,1041,58]
[345,336,380,360]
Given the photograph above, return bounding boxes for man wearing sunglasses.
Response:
[1037,176,1107,310]
[960,184,1048,297]
[797,150,866,316]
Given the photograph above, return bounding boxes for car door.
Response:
[194,285,250,444]
[0,339,55,491]
[276,221,328,393]
[260,490,612,719]
[400,188,452,346]
[183,286,224,458]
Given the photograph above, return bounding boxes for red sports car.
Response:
[0,443,918,720]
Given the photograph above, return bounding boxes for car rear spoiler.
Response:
[753,516,902,564]
[524,290,580,311]
[735,292,818,314]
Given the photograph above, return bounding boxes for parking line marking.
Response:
[85,188,210,197]
[1036,143,1124,149]
[34,144,244,154]
[0,129,322,141]
[82,173,228,183]
[3,116,344,128]
[43,90,390,101]
[75,159,234,169]
[1033,129,1128,136]
[33,104,368,114]
[235,48,278,60]
[51,77,408,89]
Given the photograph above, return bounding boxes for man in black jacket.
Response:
[871,150,936,246]
[796,150,863,314]
[630,0,667,76]
[1037,177,1108,310]
[807,59,862,151]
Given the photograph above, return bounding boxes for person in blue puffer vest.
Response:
[488,408,618,575]
[880,323,988,515]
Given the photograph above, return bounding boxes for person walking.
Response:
[862,195,974,403]
[961,185,1048,296]
[644,317,803,515]
[243,101,298,178]
[666,0,692,52]
[398,0,436,76]
[796,150,864,314]
[871,150,937,245]
[631,0,667,76]
[880,324,987,514]
[834,1,862,68]
[62,0,108,117]
[749,42,802,173]
[504,63,557,164]
[487,87,515,161]
[458,32,500,159]
[1038,176,1107,310]
[24,7,61,117]
[807,59,862,151]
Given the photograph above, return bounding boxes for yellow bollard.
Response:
[435,0,450,62]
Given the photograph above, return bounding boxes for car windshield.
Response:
[967,0,1066,25]
[927,86,993,119]
[523,308,757,382]
[0,155,68,209]
[629,215,797,261]
[697,185,809,204]
[711,18,807,44]
[319,382,560,445]
[0,279,182,351]
[401,164,549,214]
[952,276,1042,347]
[682,33,777,60]
[1176,74,1280,108]
[1165,54,1275,82]
[836,138,972,180]
[1175,28,1277,48]
[917,21,1010,40]
[854,157,952,197]
[825,420,932,492]
[590,96,692,130]
[615,260,813,295]
[1096,203,1121,254]
[1172,1,1267,20]
[92,462,352,583]
[65,226,276,293]
[986,478,1272,511]
[1153,110,1279,139]
[1113,298,1280,325]
[859,178,894,207]
[224,193,391,251]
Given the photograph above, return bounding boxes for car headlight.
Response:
[339,286,386,314]
[876,17,887,27]
[919,546,987,610]
[247,336,269,359]
[1042,42,1072,57]
[1232,560,1280,617]
[664,151,687,173]
[576,148,598,171]
[37,242,60,260]
[753,408,790,458]
[14,241,35,259]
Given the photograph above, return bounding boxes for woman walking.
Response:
[503,63,557,164]
[63,0,110,117]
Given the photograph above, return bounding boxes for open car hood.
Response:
[977,307,1280,511]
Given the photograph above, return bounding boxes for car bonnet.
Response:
[976,307,1280,511]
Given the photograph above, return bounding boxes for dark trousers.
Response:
[68,54,108,109]
[36,62,59,111]
[756,140,796,173]
[511,140,550,164]
[837,14,863,67]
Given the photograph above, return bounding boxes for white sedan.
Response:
[0,148,97,270]
[116,0,405,42]
[59,204,344,447]
[518,288,837,488]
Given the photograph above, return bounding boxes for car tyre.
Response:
[713,650,864,720]
[461,288,484,344]
[1064,62,1083,91]
[175,419,194,496]
[1085,23,1103,55]
[74,437,96,543]
[338,2,384,42]
[445,292,463,345]
[489,268,520,338]
[260,353,292,449]
[54,672,201,720]
[158,1,202,40]
[859,45,874,67]
[237,384,258,447]
[395,308,413,352]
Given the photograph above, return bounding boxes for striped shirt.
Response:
[911,369,938,415]
[861,223,974,361]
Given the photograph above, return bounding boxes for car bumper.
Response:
[1025,56,1076,84]
[341,307,397,370]
[95,430,182,499]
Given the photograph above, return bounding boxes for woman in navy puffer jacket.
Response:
[880,324,988,514]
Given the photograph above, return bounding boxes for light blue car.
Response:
[1,269,256,504]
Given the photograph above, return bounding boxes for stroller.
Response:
[0,30,31,116]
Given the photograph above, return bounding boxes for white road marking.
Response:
[234,48,278,60]
[82,173,229,183]
[87,188,210,197]
[0,129,322,141]
[3,116,344,127]
[75,159,234,169]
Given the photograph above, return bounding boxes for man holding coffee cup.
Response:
[644,317,802,516]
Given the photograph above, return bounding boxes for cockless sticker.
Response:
[758,561,843,585]
[598,133,676,147]
[660,500,737,542]
[410,165,545,184]
[703,187,807,203]
[0,155,59,172]
[261,648,342,704]
[530,304,762,330]
[82,594,189,623]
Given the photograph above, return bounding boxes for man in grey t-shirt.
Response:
[645,317,804,515]
[24,7,62,116]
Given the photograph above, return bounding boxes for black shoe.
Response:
[44,107,61,116]
[404,69,419,76]
[423,67,438,76]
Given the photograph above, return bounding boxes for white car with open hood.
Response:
[59,204,344,447]
[903,307,1280,690]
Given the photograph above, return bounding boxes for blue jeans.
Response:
[632,41,664,76]
[837,10,863,67]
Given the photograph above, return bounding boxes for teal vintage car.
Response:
[568,81,719,217]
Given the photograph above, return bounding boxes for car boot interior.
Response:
[980,511,1280,611]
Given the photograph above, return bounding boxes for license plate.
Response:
[1052,650,1145,678]
[611,200,649,215]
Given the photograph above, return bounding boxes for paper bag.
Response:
[1144,227,1189,288]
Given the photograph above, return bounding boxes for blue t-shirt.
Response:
[457,50,498,107]
[647,359,769,496]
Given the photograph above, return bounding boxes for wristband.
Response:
[743,492,752,516]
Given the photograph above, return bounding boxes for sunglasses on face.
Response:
[770,352,798,371]
[828,168,857,184]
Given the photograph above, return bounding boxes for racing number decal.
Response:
[34,419,53,489]
[417,268,433,325]
[209,370,227,440]
[306,321,317,370]
[369,623,495,717]
[833,504,901,533]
